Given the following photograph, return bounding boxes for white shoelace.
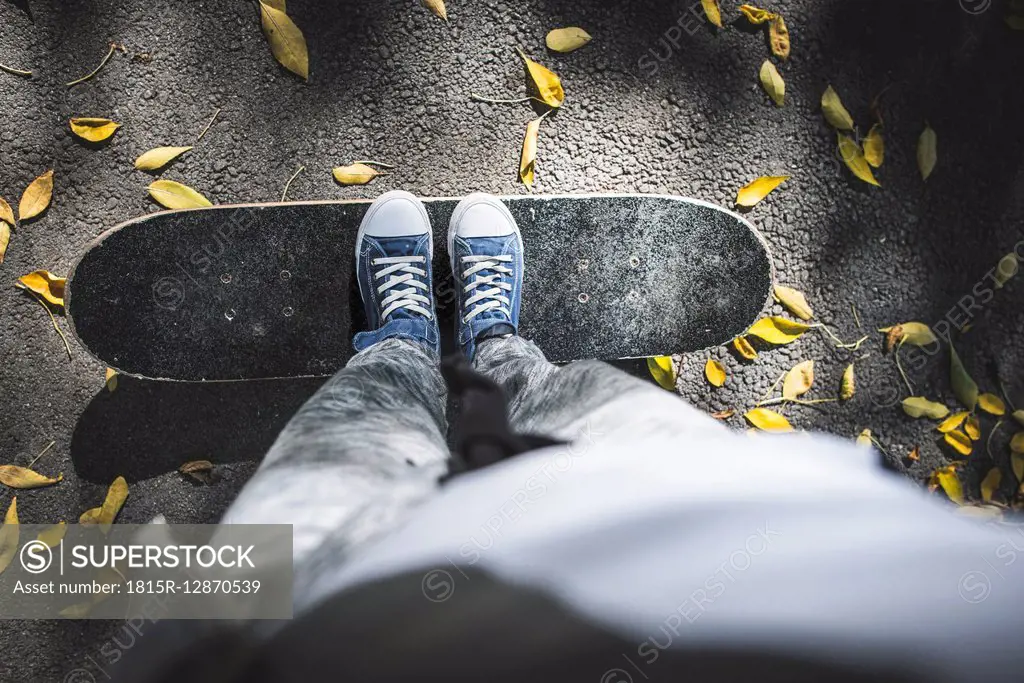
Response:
[460,254,513,322]
[372,255,433,320]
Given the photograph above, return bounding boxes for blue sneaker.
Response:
[448,193,524,359]
[353,190,439,354]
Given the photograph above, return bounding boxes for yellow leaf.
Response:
[978,393,1006,416]
[746,316,811,345]
[782,360,814,400]
[647,356,676,391]
[0,465,62,489]
[736,174,788,207]
[932,466,964,504]
[545,27,591,52]
[908,445,920,461]
[422,0,447,20]
[768,15,790,59]
[79,506,102,525]
[0,498,18,576]
[148,179,213,209]
[949,343,978,411]
[758,60,785,107]
[518,50,564,108]
[840,363,855,400]
[37,522,66,548]
[134,146,193,171]
[705,359,726,387]
[739,4,776,24]
[519,115,544,186]
[821,85,854,131]
[19,170,54,221]
[1011,432,1024,453]
[105,368,118,392]
[1012,453,1024,483]
[744,407,794,433]
[855,428,873,447]
[260,1,309,80]
[1014,410,1024,428]
[994,253,1018,288]
[0,196,14,226]
[863,124,884,168]
[964,415,981,441]
[902,396,950,420]
[917,123,937,180]
[772,284,812,320]
[700,0,723,27]
[937,411,969,433]
[333,163,382,186]
[981,468,1001,503]
[0,222,9,265]
[878,322,937,348]
[262,0,285,8]
[733,336,758,360]
[16,270,66,307]
[837,134,881,187]
[69,117,121,142]
[81,476,129,533]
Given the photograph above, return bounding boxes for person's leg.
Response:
[222,191,449,574]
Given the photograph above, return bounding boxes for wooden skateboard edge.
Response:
[65,193,777,383]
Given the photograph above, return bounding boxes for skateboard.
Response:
[66,194,774,381]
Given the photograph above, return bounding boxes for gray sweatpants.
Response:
[222,336,722,611]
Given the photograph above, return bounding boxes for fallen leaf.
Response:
[746,316,811,345]
[0,498,18,576]
[134,146,193,171]
[17,270,66,307]
[840,363,855,400]
[0,466,62,489]
[773,284,812,320]
[519,115,544,186]
[981,468,1001,503]
[19,170,54,221]
[837,134,881,187]
[978,393,1006,416]
[745,407,794,433]
[908,445,920,461]
[1014,410,1024,428]
[148,179,213,209]
[0,223,9,265]
[0,196,13,226]
[262,0,285,9]
[917,123,937,180]
[821,85,854,131]
[259,0,309,80]
[711,409,735,420]
[1013,453,1024,483]
[856,428,873,447]
[931,465,964,504]
[1011,432,1024,453]
[768,15,790,59]
[949,343,978,410]
[105,368,118,392]
[518,50,564,108]
[994,253,1018,289]
[79,506,102,525]
[705,359,727,387]
[59,601,95,618]
[863,124,884,168]
[333,163,382,186]
[937,411,969,433]
[902,396,950,420]
[179,460,215,484]
[879,322,937,348]
[81,476,128,533]
[69,117,121,142]
[700,0,723,27]
[647,356,676,391]
[733,336,758,360]
[422,0,447,20]
[782,360,814,400]
[545,27,591,52]
[739,4,776,24]
[37,522,66,548]
[759,60,785,106]
[964,415,981,441]
[736,174,788,207]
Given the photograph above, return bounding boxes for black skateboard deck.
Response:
[67,194,774,381]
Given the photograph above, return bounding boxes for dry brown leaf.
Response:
[70,117,121,142]
[918,123,937,181]
[744,407,794,432]
[981,468,1001,503]
[838,134,881,187]
[260,1,309,80]
[944,430,972,456]
[148,179,212,209]
[135,146,193,171]
[907,445,920,461]
[711,409,735,420]
[0,465,62,489]
[864,124,884,168]
[773,284,812,320]
[733,336,758,360]
[647,356,677,391]
[520,115,544,186]
[736,175,788,207]
[19,170,54,221]
[840,363,855,400]
[902,396,949,420]
[821,86,854,131]
[978,393,1006,416]
[518,50,564,108]
[0,498,18,577]
[546,27,591,52]
[180,460,215,484]
[17,270,66,307]
[768,15,790,59]
[37,522,67,548]
[937,411,969,434]
[746,316,811,345]
[422,0,447,20]
[782,360,814,400]
[705,359,727,387]
[333,163,382,186]
[739,4,776,24]
[0,196,14,226]
[700,0,723,27]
